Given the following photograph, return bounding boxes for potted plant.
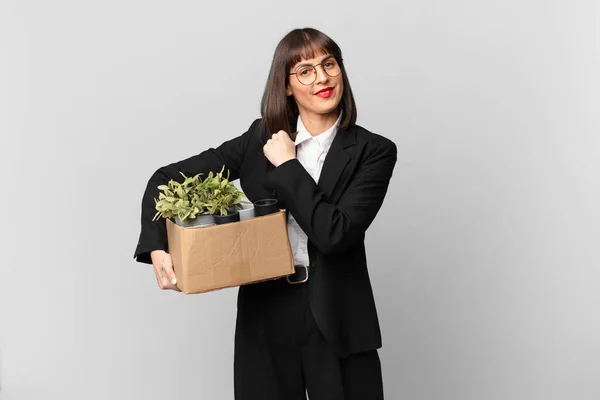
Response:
[201,166,247,225]
[153,167,249,227]
[153,172,215,227]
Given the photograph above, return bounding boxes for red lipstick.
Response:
[314,87,334,98]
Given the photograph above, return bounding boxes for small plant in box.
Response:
[202,166,247,225]
[152,166,247,227]
[152,172,215,227]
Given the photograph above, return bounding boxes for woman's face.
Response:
[286,53,344,122]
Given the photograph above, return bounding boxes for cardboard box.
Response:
[166,209,295,294]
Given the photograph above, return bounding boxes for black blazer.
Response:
[134,118,397,357]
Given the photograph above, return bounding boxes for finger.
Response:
[162,279,181,292]
[159,273,179,291]
[161,254,179,288]
[150,251,179,291]
[162,261,181,292]
[156,256,174,290]
[278,130,289,140]
[158,264,170,289]
[150,250,167,289]
[152,263,165,289]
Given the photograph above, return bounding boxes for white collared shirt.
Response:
[287,113,343,266]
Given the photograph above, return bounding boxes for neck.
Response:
[299,110,339,136]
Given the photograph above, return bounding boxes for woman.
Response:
[134,27,397,400]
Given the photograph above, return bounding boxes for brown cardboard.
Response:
[166,209,295,294]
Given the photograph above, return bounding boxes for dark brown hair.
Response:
[260,28,357,139]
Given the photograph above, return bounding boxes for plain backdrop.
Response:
[1,1,599,399]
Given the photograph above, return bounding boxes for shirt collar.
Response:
[295,112,343,152]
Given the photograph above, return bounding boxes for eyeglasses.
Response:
[289,57,343,85]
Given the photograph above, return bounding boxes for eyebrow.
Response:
[294,54,334,69]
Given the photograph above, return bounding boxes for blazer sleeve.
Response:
[266,136,397,255]
[133,119,259,264]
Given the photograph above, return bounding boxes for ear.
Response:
[286,85,292,97]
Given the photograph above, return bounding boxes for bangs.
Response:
[261,27,356,137]
[286,31,334,71]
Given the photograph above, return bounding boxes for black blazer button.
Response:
[271,189,277,197]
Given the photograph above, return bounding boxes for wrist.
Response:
[277,157,296,167]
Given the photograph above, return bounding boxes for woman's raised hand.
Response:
[263,130,296,167]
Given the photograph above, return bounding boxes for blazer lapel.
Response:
[318,124,357,200]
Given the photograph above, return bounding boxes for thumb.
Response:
[162,254,177,286]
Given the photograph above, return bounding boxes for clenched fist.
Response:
[263,130,296,167]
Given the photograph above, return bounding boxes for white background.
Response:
[1,0,599,399]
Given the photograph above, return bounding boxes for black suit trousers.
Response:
[234,276,384,400]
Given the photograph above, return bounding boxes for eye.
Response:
[298,67,312,76]
[324,61,334,68]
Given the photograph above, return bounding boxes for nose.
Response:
[314,64,329,84]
